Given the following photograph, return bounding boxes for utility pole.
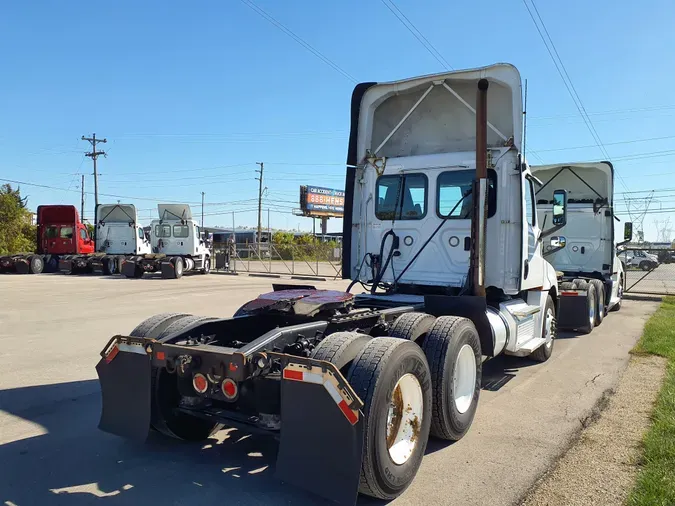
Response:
[201,192,205,229]
[80,175,85,222]
[82,133,107,216]
[255,162,264,255]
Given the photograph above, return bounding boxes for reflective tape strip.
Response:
[282,364,359,425]
[323,379,343,404]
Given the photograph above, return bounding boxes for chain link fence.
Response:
[213,242,343,279]
[620,247,675,295]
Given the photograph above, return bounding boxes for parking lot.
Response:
[0,274,659,505]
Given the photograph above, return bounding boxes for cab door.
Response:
[520,174,546,290]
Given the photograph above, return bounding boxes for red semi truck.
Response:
[0,205,94,274]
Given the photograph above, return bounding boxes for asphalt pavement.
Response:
[0,273,658,505]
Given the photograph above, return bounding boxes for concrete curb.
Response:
[624,293,664,302]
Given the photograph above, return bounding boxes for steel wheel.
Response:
[544,307,555,350]
[453,344,477,414]
[386,373,424,465]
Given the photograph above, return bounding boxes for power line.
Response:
[380,0,453,70]
[239,0,357,83]
[521,0,631,195]
[535,134,675,153]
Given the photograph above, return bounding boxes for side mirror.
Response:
[624,222,633,242]
[550,236,566,249]
[552,189,567,226]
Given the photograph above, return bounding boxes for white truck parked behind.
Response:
[58,203,152,275]
[532,162,632,333]
[93,204,152,274]
[121,204,211,279]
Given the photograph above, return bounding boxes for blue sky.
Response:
[1,0,674,238]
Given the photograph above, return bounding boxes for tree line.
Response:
[0,184,36,255]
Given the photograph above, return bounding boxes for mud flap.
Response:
[276,377,364,506]
[58,257,73,274]
[95,350,152,442]
[121,259,137,277]
[161,260,174,278]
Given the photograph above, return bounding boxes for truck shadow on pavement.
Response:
[0,380,329,506]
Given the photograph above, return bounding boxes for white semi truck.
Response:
[96,64,571,504]
[120,204,211,279]
[58,203,152,275]
[532,162,632,333]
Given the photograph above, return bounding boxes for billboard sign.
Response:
[300,185,345,218]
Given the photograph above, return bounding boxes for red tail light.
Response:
[221,378,238,400]
[192,373,208,394]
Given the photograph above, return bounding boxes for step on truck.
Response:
[532,162,633,333]
[120,204,211,279]
[0,205,94,274]
[58,203,151,275]
[96,64,564,504]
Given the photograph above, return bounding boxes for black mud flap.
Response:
[276,377,364,506]
[58,258,73,274]
[558,294,589,330]
[95,350,152,442]
[161,260,174,278]
[121,260,137,277]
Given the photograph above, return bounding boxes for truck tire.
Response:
[560,281,577,290]
[310,331,370,373]
[132,314,222,440]
[611,275,624,312]
[579,283,597,334]
[130,313,190,339]
[102,256,116,276]
[529,296,556,362]
[639,261,651,271]
[200,257,211,274]
[346,338,432,500]
[155,314,217,340]
[173,257,184,279]
[573,279,589,290]
[421,316,481,441]
[388,312,436,342]
[28,255,44,274]
[43,254,58,273]
[589,279,606,325]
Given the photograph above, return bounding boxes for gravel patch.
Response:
[521,354,667,506]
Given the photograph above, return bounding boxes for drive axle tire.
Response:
[130,314,222,440]
[130,313,190,340]
[421,316,481,441]
[149,314,223,440]
[530,296,556,362]
[580,283,597,334]
[310,331,370,373]
[347,338,432,500]
[389,312,436,342]
[560,281,577,290]
[173,257,184,279]
[29,255,44,274]
[155,314,217,340]
[589,279,606,325]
